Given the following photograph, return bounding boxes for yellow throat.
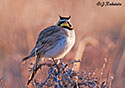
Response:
[60,21,70,28]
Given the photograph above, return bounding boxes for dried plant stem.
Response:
[116,26,125,79]
[73,36,99,71]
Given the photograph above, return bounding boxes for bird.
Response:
[22,15,75,63]
[22,16,75,84]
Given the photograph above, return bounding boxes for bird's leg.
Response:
[52,57,56,65]
[52,58,59,70]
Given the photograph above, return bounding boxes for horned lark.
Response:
[22,16,75,84]
[22,16,75,63]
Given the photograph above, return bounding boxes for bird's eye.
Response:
[57,21,65,26]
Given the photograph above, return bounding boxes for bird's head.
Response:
[56,15,73,30]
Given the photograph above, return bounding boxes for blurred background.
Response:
[0,0,125,88]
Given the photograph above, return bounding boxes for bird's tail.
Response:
[22,55,32,62]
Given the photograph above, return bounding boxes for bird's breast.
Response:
[44,29,75,59]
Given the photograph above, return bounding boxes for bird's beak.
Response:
[61,21,70,27]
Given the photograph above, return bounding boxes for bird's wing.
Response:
[30,26,66,56]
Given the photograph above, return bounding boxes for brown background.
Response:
[0,0,125,88]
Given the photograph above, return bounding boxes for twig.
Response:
[27,62,54,85]
[26,60,112,88]
[37,66,54,88]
